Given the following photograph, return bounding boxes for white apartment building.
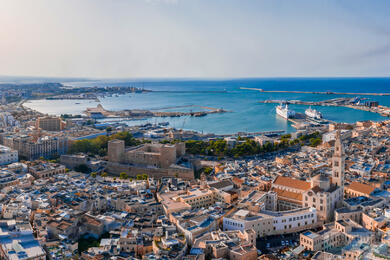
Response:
[223,207,318,238]
[0,145,18,165]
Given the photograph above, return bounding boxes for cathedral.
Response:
[271,130,345,222]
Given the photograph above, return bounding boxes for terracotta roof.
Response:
[272,187,302,204]
[346,182,376,195]
[273,176,311,191]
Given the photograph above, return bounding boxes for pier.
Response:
[285,112,333,129]
[241,87,390,96]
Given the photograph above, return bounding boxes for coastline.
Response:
[21,81,389,135]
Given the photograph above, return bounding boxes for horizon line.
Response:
[2,74,390,83]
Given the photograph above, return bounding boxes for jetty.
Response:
[241,87,390,96]
[284,112,333,129]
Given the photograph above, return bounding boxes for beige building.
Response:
[28,162,66,179]
[159,187,233,215]
[60,154,88,169]
[335,208,362,223]
[300,219,373,253]
[361,211,386,231]
[192,230,257,260]
[3,135,68,160]
[36,116,65,131]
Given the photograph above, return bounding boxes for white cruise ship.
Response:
[305,107,323,119]
[276,104,296,119]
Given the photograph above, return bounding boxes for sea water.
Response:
[24,78,390,134]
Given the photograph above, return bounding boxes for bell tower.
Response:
[332,130,345,187]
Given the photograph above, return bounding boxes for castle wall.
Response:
[125,151,161,167]
[106,162,194,180]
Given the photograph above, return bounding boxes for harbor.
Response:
[274,103,332,129]
[22,79,390,135]
[261,97,390,118]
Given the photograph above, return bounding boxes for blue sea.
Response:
[24,78,390,134]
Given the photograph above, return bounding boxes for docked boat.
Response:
[305,107,322,119]
[276,104,296,119]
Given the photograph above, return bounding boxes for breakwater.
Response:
[242,87,390,96]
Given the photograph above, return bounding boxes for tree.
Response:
[91,172,97,178]
[119,172,129,180]
[68,131,140,156]
[101,172,108,177]
[142,174,148,180]
[136,174,143,180]
[310,137,322,147]
[111,131,140,146]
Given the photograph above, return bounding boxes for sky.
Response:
[1,0,390,78]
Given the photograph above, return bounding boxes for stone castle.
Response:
[106,140,194,180]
